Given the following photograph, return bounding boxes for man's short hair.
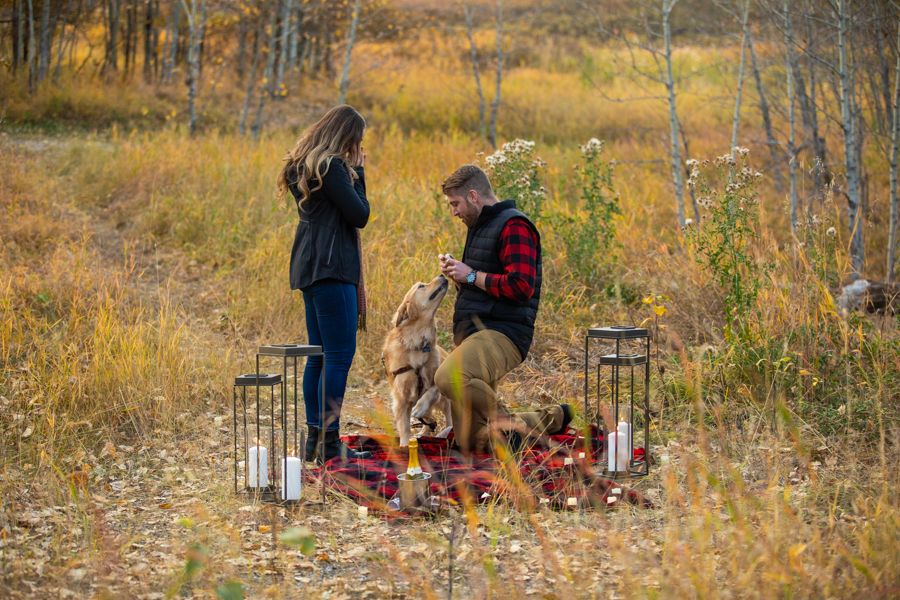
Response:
[441,164,494,199]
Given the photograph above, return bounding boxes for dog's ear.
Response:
[392,302,410,328]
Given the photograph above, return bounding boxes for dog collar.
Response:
[397,334,431,353]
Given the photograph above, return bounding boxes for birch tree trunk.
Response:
[15,0,23,77]
[889,12,900,282]
[748,35,782,193]
[785,0,798,236]
[143,0,153,82]
[488,0,503,150]
[239,26,261,137]
[803,1,825,195]
[54,0,73,85]
[729,0,749,161]
[463,0,487,139]
[836,0,864,278]
[338,0,361,105]
[251,2,279,139]
[877,7,894,136]
[106,0,121,77]
[124,0,133,75]
[236,19,246,83]
[26,0,34,90]
[185,0,206,136]
[164,0,181,84]
[299,32,310,72]
[663,0,685,227]
[288,5,301,68]
[275,0,293,97]
[37,0,50,82]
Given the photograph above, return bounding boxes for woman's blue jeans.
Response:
[301,279,357,431]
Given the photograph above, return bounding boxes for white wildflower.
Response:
[685,218,694,226]
[485,152,507,166]
[686,158,699,168]
[580,138,603,153]
[734,146,750,156]
[826,226,837,237]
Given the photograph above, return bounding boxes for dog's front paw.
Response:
[410,403,429,419]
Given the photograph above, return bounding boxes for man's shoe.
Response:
[321,429,372,463]
[549,404,574,436]
[304,425,321,462]
[503,430,540,455]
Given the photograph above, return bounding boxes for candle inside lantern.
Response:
[247,439,268,488]
[607,431,624,472]
[617,418,631,472]
[281,448,302,500]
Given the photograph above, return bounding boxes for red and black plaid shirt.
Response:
[482,218,538,302]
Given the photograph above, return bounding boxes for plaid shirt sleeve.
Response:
[482,218,538,302]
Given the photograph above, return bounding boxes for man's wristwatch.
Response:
[466,269,478,285]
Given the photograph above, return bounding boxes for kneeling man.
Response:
[436,164,571,455]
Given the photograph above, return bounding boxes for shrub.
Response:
[685,148,767,342]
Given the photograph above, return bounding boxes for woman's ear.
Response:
[392,302,410,328]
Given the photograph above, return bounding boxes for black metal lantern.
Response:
[233,373,283,502]
[584,326,651,478]
[257,344,324,505]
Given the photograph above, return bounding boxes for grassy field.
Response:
[1,25,899,600]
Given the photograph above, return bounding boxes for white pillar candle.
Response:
[247,443,268,488]
[617,421,632,471]
[358,506,368,518]
[606,432,619,472]
[281,456,302,500]
[608,431,628,472]
[564,457,574,466]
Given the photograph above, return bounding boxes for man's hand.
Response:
[439,253,474,284]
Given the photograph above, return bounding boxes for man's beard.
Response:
[461,200,478,228]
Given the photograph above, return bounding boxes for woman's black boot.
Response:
[304,425,320,462]
[321,429,371,462]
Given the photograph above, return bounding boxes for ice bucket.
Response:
[396,472,432,509]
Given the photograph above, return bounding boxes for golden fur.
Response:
[382,274,453,447]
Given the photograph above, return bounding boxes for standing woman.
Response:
[276,105,372,462]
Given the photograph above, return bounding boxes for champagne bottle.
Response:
[406,438,423,479]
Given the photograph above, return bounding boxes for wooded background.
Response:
[1,0,898,280]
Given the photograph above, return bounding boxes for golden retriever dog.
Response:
[382,274,453,447]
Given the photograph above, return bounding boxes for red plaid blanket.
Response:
[313,426,651,514]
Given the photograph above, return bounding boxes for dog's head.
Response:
[392,274,449,328]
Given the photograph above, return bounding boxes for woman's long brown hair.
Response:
[276,105,366,204]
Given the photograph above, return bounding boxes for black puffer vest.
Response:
[453,200,542,360]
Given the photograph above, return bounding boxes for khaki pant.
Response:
[435,329,566,455]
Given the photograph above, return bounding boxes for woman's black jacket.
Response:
[288,160,369,291]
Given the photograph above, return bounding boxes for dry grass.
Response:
[0,29,899,600]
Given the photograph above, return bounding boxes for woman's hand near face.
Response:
[350,144,366,168]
